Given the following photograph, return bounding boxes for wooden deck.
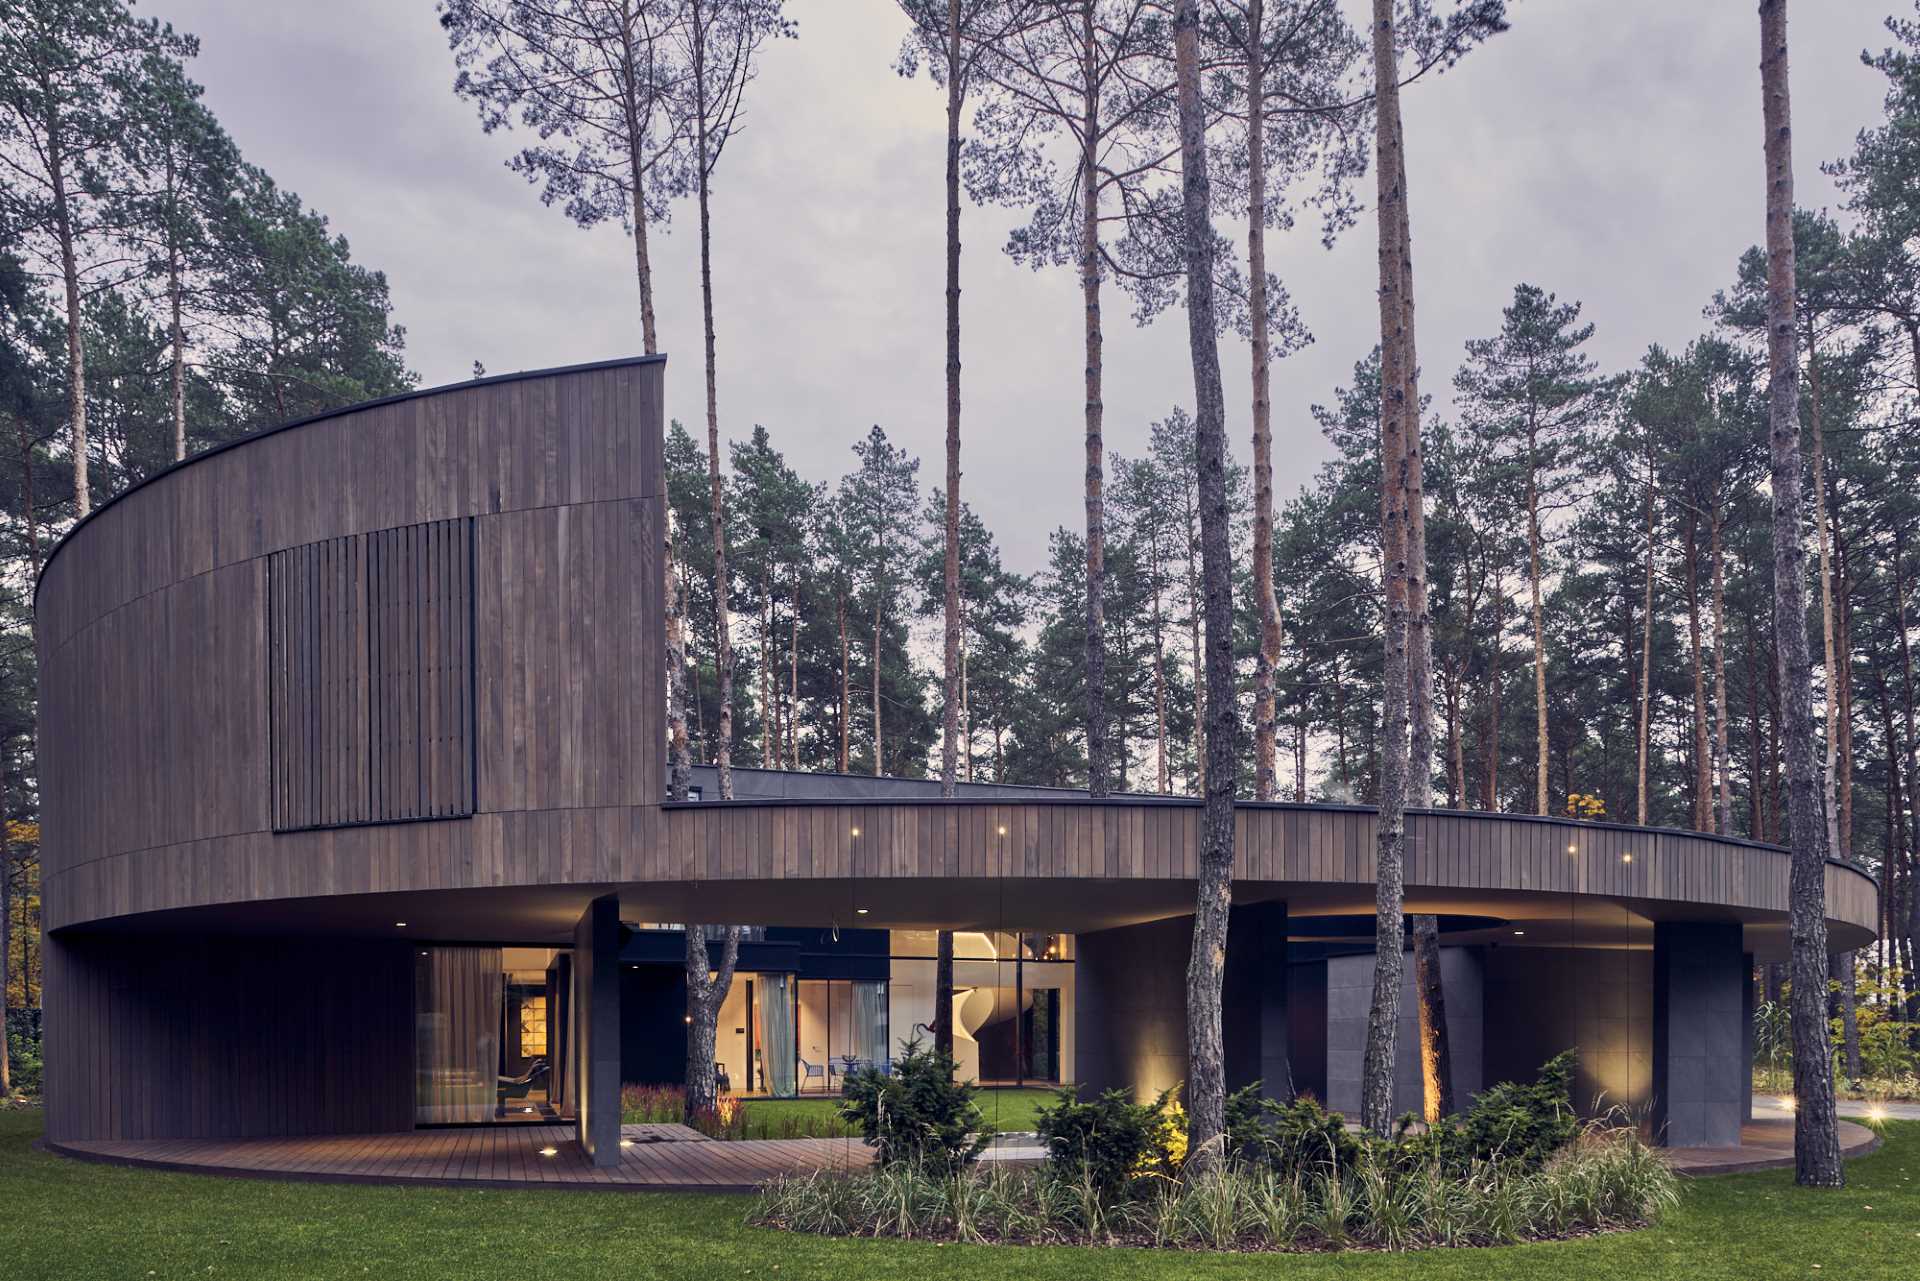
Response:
[48,1122,873,1193]
[1664,1118,1880,1176]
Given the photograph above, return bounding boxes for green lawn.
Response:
[739,1085,1057,1137]
[3,1107,1915,1280]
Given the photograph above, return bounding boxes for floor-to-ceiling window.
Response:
[414,945,570,1125]
[887,931,1075,1086]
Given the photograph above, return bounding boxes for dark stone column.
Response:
[573,894,622,1166]
[1742,952,1756,1123]
[1651,921,1745,1148]
[1327,945,1484,1118]
[1073,915,1191,1101]
[1223,901,1291,1099]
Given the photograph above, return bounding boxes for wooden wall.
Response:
[43,932,413,1141]
[39,359,665,932]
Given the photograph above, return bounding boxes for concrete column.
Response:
[1074,903,1293,1103]
[1742,953,1756,1123]
[1651,921,1745,1148]
[1073,915,1190,1100]
[573,894,622,1166]
[1223,901,1291,1099]
[1327,945,1484,1118]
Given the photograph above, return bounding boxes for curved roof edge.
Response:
[662,791,1878,885]
[35,353,669,601]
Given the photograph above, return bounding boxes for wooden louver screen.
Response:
[269,518,475,831]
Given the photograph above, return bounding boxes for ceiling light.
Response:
[395,921,407,928]
[855,907,869,915]
[1512,930,1525,936]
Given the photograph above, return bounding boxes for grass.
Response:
[1754,1066,1919,1103]
[749,1085,1057,1136]
[622,1085,1058,1140]
[2,1107,1916,1280]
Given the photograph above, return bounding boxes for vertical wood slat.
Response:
[269,517,473,831]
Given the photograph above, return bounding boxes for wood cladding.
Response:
[38,360,664,922]
[268,519,476,831]
[43,932,414,1142]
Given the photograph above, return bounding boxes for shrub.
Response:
[751,1120,1678,1252]
[1035,1085,1181,1196]
[1394,1051,1580,1175]
[1224,1086,1361,1175]
[839,1037,988,1172]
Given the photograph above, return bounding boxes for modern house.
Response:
[37,357,1880,1168]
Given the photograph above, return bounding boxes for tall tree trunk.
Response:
[1362,0,1413,1137]
[1808,347,1840,862]
[1244,0,1281,803]
[692,1,733,802]
[788,607,799,768]
[629,156,660,356]
[666,516,694,802]
[1189,525,1205,794]
[1638,431,1655,824]
[1758,0,1842,1186]
[1411,912,1451,1120]
[1748,611,1764,839]
[762,575,774,769]
[683,924,741,1118]
[167,175,187,464]
[1685,516,1710,830]
[872,596,884,775]
[1485,568,1504,809]
[1711,508,1732,834]
[838,592,850,772]
[49,104,88,515]
[1079,5,1110,798]
[1172,0,1237,1169]
[1153,577,1169,794]
[937,1,964,1058]
[1526,434,1547,815]
[940,0,964,802]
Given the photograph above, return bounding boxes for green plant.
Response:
[751,1121,1680,1252]
[838,1037,989,1172]
[1034,1084,1179,1196]
[1394,1051,1580,1175]
[1224,1086,1362,1174]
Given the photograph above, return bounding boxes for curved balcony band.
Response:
[34,358,1878,1161]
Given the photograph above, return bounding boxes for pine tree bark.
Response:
[1079,4,1110,798]
[872,597,884,776]
[933,929,955,1061]
[1638,430,1655,824]
[683,924,741,1118]
[691,0,733,802]
[1758,0,1842,1186]
[167,146,188,463]
[666,516,694,802]
[1362,0,1413,1137]
[1526,428,1547,815]
[1711,508,1732,834]
[1244,0,1281,804]
[838,592,850,771]
[48,101,89,515]
[1809,349,1840,862]
[1172,0,1237,1170]
[1411,912,1452,1120]
[940,0,964,803]
[1685,515,1710,830]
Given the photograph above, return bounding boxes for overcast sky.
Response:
[154,0,1895,581]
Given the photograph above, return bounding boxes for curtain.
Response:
[415,946,503,1124]
[759,973,796,1098]
[852,980,888,1066]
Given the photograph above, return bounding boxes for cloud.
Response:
[156,0,1893,580]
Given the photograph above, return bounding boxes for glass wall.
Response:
[887,931,1075,1085]
[414,945,570,1125]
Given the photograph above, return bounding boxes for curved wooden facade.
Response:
[35,359,1878,1148]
